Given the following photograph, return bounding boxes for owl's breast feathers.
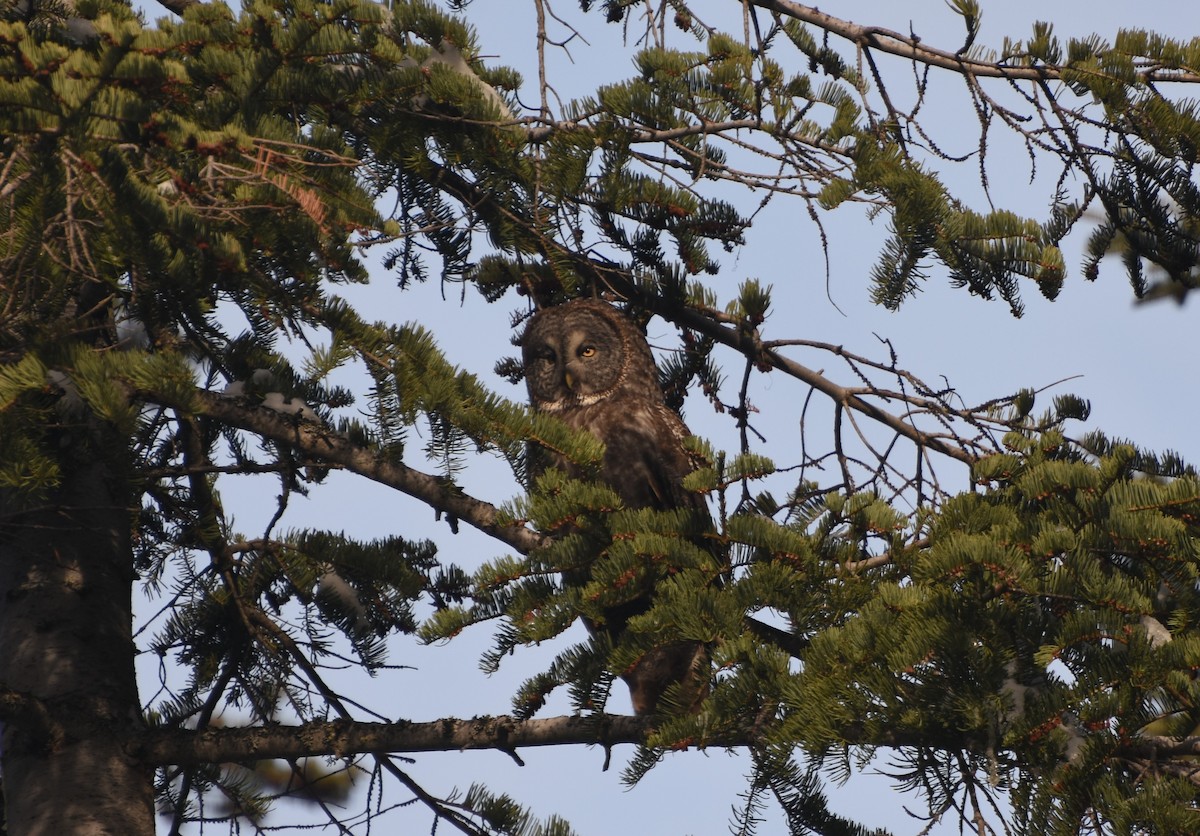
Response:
[559,399,701,512]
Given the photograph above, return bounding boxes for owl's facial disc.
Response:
[522,305,626,409]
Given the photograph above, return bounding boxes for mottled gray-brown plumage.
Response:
[522,298,709,715]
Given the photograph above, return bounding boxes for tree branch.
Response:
[170,387,821,657]
[1116,735,1200,761]
[155,0,198,15]
[174,388,547,555]
[750,0,1200,84]
[147,709,1200,773]
[619,285,980,465]
[136,714,653,766]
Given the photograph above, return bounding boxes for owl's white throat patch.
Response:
[535,391,607,411]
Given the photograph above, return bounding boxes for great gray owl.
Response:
[521,298,710,715]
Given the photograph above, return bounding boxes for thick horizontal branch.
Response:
[133,713,912,765]
[136,714,653,766]
[751,0,1200,84]
[179,388,546,555]
[133,710,1200,784]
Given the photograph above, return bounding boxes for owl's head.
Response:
[521,299,660,410]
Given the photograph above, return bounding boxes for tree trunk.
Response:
[0,437,153,836]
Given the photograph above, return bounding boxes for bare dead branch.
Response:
[749,0,1200,84]
[634,294,981,465]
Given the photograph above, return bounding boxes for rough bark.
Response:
[0,432,153,836]
[137,714,653,766]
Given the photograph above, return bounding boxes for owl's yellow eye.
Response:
[579,346,596,358]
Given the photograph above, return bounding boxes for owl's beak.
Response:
[563,370,576,390]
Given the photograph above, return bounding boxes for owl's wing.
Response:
[608,405,718,715]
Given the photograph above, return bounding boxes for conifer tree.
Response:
[1,0,1199,833]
